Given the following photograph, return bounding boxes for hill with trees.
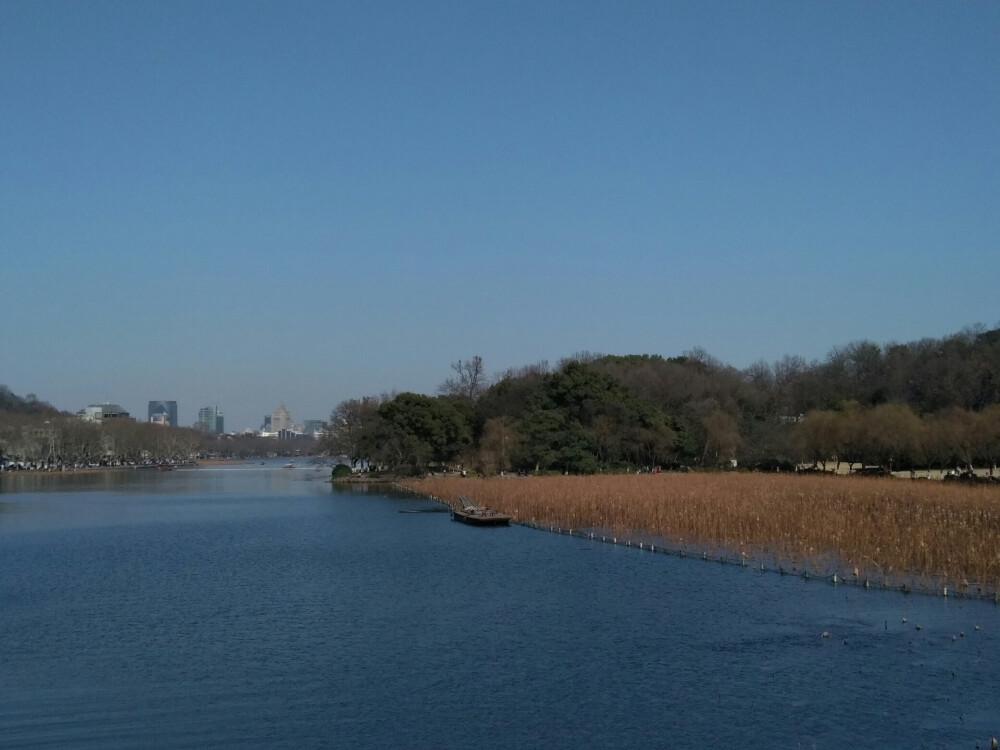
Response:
[0,386,59,417]
[323,325,1000,476]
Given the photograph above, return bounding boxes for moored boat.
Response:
[451,496,510,526]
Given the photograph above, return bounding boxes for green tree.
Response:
[377,393,472,469]
[516,407,566,472]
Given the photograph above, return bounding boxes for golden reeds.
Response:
[399,473,1000,595]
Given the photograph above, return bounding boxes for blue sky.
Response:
[2,1,998,431]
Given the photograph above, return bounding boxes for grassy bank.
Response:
[399,473,1000,596]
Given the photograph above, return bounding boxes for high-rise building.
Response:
[303,420,326,437]
[198,405,224,435]
[271,404,293,432]
[148,400,178,427]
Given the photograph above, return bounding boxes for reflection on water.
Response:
[329,480,418,498]
[1,465,998,749]
[0,467,163,493]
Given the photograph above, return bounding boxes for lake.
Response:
[1,463,997,748]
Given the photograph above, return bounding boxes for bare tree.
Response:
[701,409,742,466]
[556,351,603,369]
[683,347,725,373]
[793,409,844,471]
[478,416,519,475]
[773,354,807,386]
[865,402,924,470]
[974,404,1000,476]
[324,396,385,467]
[439,355,488,400]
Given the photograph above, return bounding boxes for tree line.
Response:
[0,410,205,469]
[4,324,998,473]
[321,326,1000,475]
[0,388,316,468]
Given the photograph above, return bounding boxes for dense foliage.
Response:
[323,325,1000,474]
[0,386,59,417]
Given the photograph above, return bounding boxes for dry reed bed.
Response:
[399,473,1000,595]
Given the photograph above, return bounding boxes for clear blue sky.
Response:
[2,1,998,431]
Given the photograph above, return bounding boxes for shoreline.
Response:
[399,473,1000,599]
[0,459,252,477]
[331,475,400,485]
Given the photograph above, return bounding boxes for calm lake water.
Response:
[1,463,998,749]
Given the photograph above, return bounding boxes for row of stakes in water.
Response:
[516,519,1000,603]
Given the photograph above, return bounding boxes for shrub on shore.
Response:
[331,464,353,479]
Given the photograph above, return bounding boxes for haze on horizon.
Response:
[2,1,997,431]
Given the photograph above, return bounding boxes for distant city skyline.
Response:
[44,397,329,436]
[3,2,997,432]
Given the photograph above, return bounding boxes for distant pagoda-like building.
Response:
[271,404,293,433]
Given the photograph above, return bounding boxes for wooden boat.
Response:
[451,496,510,526]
